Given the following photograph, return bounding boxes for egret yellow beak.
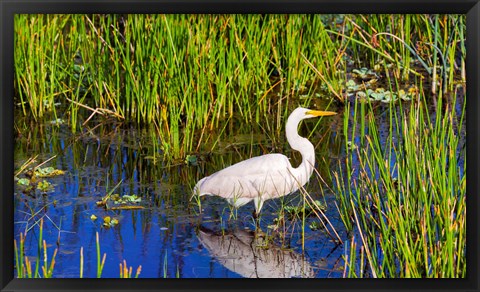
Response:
[306,109,337,117]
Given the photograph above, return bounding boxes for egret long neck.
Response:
[285,114,316,185]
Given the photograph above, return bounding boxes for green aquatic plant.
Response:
[352,67,379,81]
[96,232,106,278]
[17,178,31,187]
[335,87,466,278]
[15,212,141,278]
[119,260,142,278]
[34,167,65,177]
[102,216,119,228]
[283,200,327,219]
[111,194,142,204]
[14,219,58,278]
[95,179,123,208]
[36,180,53,192]
[308,220,323,231]
[14,14,465,162]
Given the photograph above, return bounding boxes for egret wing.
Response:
[208,154,290,177]
[194,153,294,201]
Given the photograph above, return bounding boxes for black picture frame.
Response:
[1,1,478,291]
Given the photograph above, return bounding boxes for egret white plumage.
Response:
[193,107,336,217]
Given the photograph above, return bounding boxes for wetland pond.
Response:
[13,94,465,278]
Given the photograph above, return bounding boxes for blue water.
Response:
[13,94,465,278]
[14,119,345,278]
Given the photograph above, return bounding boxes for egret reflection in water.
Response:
[197,227,315,278]
[194,107,336,217]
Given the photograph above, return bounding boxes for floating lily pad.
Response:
[37,180,53,192]
[346,79,377,96]
[111,193,121,202]
[346,79,361,92]
[356,91,367,99]
[398,86,418,101]
[123,194,141,203]
[103,216,119,228]
[352,67,379,81]
[112,194,142,204]
[17,178,30,186]
[362,88,398,103]
[34,167,65,178]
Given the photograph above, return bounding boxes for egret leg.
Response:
[252,197,265,230]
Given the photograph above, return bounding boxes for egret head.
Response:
[287,107,337,125]
[285,107,337,154]
[287,107,337,128]
[303,107,337,119]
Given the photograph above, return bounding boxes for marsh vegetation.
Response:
[14,14,465,278]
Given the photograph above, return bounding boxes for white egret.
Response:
[193,107,336,217]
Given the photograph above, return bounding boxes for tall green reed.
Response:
[338,14,465,91]
[14,15,73,120]
[14,15,341,157]
[15,223,141,278]
[335,88,466,277]
[14,14,465,162]
[14,219,58,278]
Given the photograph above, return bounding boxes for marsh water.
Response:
[13,94,465,278]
